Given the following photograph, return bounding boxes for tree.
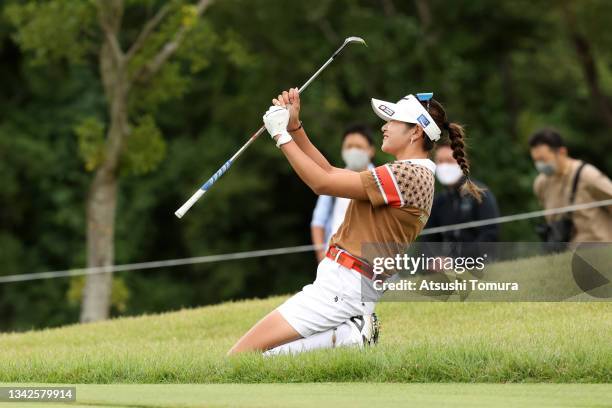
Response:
[560,0,612,131]
[3,0,610,332]
[6,0,215,322]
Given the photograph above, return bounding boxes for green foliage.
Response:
[129,62,191,114]
[128,16,221,114]
[75,116,106,171]
[180,4,199,28]
[4,0,95,65]
[1,0,611,331]
[67,276,130,313]
[219,29,255,67]
[176,21,219,74]
[122,115,166,175]
[127,1,194,77]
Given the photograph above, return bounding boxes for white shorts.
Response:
[277,257,379,338]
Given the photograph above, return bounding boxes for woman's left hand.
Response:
[273,88,301,130]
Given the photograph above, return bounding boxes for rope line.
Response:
[1,198,610,284]
[420,198,612,235]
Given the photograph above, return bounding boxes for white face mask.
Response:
[534,160,556,176]
[436,163,463,186]
[342,148,370,171]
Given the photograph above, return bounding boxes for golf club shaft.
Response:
[175,40,358,219]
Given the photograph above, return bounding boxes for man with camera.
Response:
[529,128,612,244]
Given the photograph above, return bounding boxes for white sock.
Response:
[262,320,361,357]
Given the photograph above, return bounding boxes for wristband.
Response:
[287,121,303,132]
[275,131,293,148]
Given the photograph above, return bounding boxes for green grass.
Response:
[0,250,610,384]
[0,293,610,383]
[2,383,612,408]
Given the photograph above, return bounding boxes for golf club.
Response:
[174,36,367,219]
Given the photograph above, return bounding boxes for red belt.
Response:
[326,245,374,280]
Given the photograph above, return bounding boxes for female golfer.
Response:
[228,89,482,355]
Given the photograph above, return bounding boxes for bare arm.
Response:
[289,126,333,172]
[277,140,368,200]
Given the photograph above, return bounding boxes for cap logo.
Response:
[379,104,395,116]
[417,114,430,128]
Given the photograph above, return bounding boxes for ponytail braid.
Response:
[446,122,484,202]
[418,98,484,202]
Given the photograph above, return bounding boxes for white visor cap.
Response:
[371,94,441,141]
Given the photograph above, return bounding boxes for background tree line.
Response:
[1,0,611,331]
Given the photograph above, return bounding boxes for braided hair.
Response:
[419,99,484,202]
[444,121,483,202]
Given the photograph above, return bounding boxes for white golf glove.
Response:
[263,106,292,148]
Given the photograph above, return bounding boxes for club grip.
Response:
[175,189,205,218]
[175,159,234,219]
[202,160,233,190]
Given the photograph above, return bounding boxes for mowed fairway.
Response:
[1,383,611,408]
[0,296,610,383]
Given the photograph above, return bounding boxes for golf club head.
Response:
[330,36,367,59]
[344,36,367,47]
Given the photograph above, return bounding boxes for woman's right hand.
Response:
[273,88,301,130]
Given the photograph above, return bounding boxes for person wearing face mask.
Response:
[228,89,480,356]
[310,124,375,262]
[529,128,612,243]
[422,142,500,244]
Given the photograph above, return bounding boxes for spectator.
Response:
[529,128,612,243]
[423,141,500,243]
[310,124,375,262]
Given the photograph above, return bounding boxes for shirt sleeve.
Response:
[359,168,387,207]
[533,175,545,206]
[360,162,435,211]
[311,194,333,227]
[582,164,612,203]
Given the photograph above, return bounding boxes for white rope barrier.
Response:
[1,198,610,284]
[0,245,321,283]
[420,198,612,235]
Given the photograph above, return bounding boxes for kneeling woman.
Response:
[228,89,481,355]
